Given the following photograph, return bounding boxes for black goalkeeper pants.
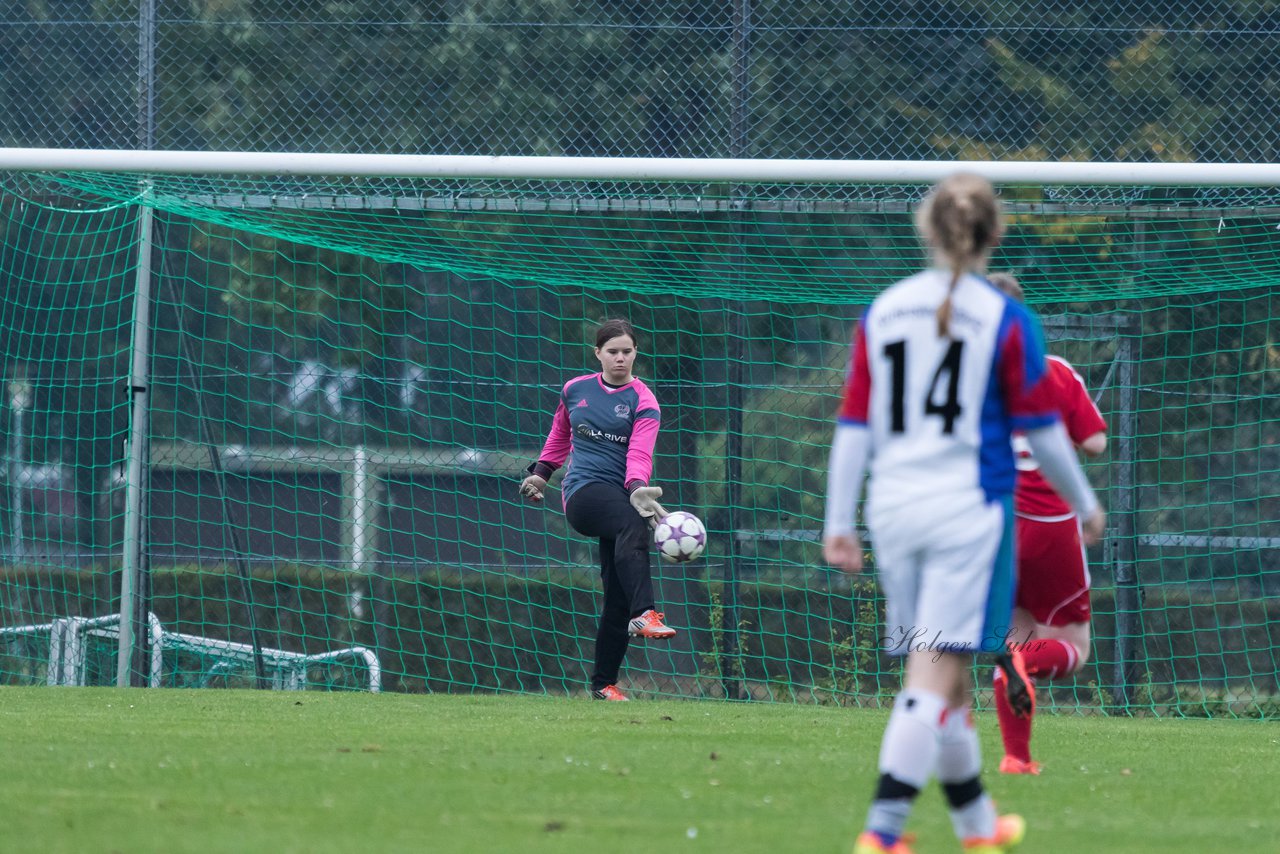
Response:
[564,481,656,690]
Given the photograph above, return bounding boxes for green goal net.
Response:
[0,162,1275,717]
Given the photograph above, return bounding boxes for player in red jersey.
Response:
[987,272,1108,775]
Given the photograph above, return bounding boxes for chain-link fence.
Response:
[3,1,1279,161]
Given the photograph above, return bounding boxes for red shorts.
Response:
[1014,514,1091,626]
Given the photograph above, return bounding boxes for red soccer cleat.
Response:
[591,684,630,701]
[998,755,1043,775]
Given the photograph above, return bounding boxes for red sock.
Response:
[993,668,1033,762]
[1021,638,1078,680]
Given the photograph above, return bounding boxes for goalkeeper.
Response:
[519,318,675,703]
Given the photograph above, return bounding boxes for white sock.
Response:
[937,707,996,840]
[937,706,981,781]
[864,689,948,840]
[878,689,948,787]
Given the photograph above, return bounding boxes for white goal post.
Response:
[7,146,1280,185]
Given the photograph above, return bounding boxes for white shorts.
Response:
[867,493,1015,657]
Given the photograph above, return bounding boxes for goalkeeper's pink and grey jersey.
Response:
[537,373,661,502]
[836,269,1059,512]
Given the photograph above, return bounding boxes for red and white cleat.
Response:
[627,609,676,639]
[591,684,630,701]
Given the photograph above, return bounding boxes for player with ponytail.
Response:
[918,172,1003,338]
[824,173,1105,854]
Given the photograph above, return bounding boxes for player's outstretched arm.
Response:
[1025,422,1105,545]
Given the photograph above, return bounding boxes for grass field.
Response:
[1,688,1275,853]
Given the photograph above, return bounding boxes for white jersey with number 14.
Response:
[837,270,1059,518]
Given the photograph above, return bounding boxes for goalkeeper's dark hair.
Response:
[595,318,638,349]
[916,173,1004,337]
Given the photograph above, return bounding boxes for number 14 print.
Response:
[882,339,965,434]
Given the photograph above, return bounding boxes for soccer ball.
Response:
[653,511,707,563]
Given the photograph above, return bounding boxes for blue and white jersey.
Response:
[838,270,1059,515]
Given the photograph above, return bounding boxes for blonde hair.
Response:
[916,173,1004,337]
[986,271,1024,302]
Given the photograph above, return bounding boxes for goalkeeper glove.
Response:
[628,484,666,519]
[519,474,547,502]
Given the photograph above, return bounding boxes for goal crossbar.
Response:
[5,147,1280,185]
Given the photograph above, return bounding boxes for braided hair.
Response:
[916,174,1004,337]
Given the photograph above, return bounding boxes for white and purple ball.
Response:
[653,511,707,563]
